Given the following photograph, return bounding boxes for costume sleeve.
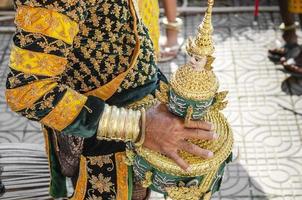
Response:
[6,0,105,138]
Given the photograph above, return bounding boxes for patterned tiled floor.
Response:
[1,11,302,200]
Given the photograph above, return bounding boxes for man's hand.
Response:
[143,103,218,171]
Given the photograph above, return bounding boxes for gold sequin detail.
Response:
[15,6,79,44]
[84,0,141,100]
[10,45,67,77]
[166,170,216,200]
[170,65,219,101]
[6,79,57,111]
[40,89,87,131]
[126,94,157,110]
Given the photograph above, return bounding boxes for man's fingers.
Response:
[179,141,214,159]
[166,151,190,171]
[185,120,214,131]
[178,129,218,140]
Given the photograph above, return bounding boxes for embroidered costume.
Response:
[138,0,160,55]
[6,0,166,199]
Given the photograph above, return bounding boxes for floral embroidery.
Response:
[86,154,117,200]
[60,0,137,94]
[88,154,114,171]
[89,174,114,194]
[14,30,71,57]
[15,0,86,22]
[86,194,103,200]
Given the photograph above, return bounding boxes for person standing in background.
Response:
[282,0,302,76]
[159,0,183,62]
[139,0,182,62]
[268,0,301,64]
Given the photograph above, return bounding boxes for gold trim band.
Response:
[10,45,67,77]
[97,105,141,142]
[6,79,57,112]
[15,5,79,44]
[84,0,141,101]
[40,89,87,131]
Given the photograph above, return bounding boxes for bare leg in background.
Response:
[162,0,178,47]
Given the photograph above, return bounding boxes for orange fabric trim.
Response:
[70,156,87,200]
[40,89,87,131]
[10,45,67,77]
[289,0,302,13]
[84,70,130,100]
[85,0,141,101]
[115,152,129,200]
[5,79,57,112]
[15,5,79,44]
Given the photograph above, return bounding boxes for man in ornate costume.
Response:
[5,0,216,199]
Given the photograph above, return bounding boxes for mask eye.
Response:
[195,57,199,62]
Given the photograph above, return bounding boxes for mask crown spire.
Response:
[186,0,215,57]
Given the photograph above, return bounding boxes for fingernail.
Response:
[213,133,219,139]
[207,151,214,158]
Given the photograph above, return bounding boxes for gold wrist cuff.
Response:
[135,108,146,148]
[97,104,142,142]
[97,104,112,140]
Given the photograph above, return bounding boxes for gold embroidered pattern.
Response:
[166,169,218,200]
[88,154,114,171]
[84,69,134,100]
[117,17,158,93]
[10,45,67,77]
[115,152,129,200]
[14,0,86,22]
[70,156,88,200]
[40,89,87,131]
[86,154,116,199]
[89,174,114,194]
[15,31,70,56]
[83,0,141,100]
[5,79,57,111]
[126,94,157,110]
[15,6,79,44]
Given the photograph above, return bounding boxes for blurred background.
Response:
[0,0,302,200]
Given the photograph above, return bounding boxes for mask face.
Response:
[188,53,207,71]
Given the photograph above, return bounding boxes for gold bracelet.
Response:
[97,105,142,142]
[125,109,135,141]
[135,108,146,147]
[97,104,112,140]
[132,110,141,142]
[116,108,127,139]
[107,106,120,140]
